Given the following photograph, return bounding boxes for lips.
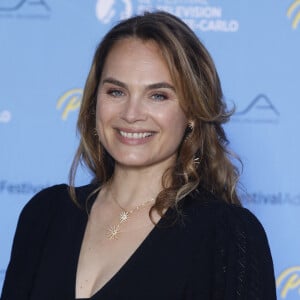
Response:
[119,130,154,139]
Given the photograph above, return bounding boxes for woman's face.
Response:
[96,38,188,171]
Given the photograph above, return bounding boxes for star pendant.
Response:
[107,225,120,240]
[119,211,129,223]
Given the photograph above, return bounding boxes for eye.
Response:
[107,89,124,97]
[151,93,168,101]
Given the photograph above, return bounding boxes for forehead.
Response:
[100,38,173,83]
[106,37,162,59]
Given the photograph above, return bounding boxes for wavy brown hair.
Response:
[69,11,241,213]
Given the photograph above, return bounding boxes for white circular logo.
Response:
[0,110,12,123]
[95,0,133,24]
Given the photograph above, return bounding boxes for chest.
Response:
[75,212,156,298]
[29,207,214,300]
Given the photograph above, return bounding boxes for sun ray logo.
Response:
[287,0,300,29]
[276,266,300,298]
[56,88,82,120]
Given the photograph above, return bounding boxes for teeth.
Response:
[119,131,153,139]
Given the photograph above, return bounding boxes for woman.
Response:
[1,11,276,300]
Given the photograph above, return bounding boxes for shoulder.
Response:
[20,184,69,219]
[19,183,96,222]
[181,189,274,276]
[13,183,97,246]
[1,184,95,299]
[181,190,276,298]
[181,189,269,247]
[17,184,67,224]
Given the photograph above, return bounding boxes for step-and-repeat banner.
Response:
[1,1,299,298]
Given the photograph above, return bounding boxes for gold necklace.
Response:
[107,192,155,240]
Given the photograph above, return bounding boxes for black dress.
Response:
[1,184,276,300]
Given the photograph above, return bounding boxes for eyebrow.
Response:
[101,77,175,92]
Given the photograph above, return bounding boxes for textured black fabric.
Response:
[1,184,276,300]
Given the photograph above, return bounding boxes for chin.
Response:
[112,151,149,165]
[116,159,151,168]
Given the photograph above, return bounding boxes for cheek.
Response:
[95,99,120,145]
[156,108,187,141]
[165,109,187,130]
[95,101,108,137]
[95,99,112,126]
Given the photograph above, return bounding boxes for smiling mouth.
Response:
[119,130,154,139]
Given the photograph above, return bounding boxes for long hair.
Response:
[69,11,241,213]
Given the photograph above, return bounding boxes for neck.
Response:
[104,163,168,209]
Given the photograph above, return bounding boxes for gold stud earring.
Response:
[185,121,194,140]
[187,122,194,131]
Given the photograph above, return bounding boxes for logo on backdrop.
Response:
[95,0,132,24]
[287,0,300,29]
[243,192,300,206]
[231,94,280,123]
[0,0,50,19]
[277,266,300,299]
[0,110,11,124]
[95,0,239,32]
[56,89,83,120]
[0,180,48,194]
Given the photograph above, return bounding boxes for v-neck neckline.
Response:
[72,187,173,300]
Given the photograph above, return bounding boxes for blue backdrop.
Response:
[1,1,299,298]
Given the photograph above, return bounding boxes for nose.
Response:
[120,96,147,123]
